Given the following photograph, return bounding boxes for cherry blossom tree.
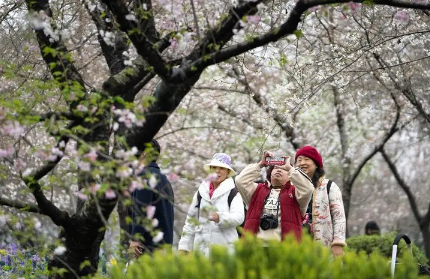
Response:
[1,0,430,277]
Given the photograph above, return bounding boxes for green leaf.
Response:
[294,29,303,39]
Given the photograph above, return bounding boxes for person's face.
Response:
[295,155,317,178]
[366,229,380,235]
[270,164,290,186]
[210,166,230,185]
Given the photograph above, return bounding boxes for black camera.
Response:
[259,214,279,230]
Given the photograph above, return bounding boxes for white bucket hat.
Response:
[203,153,236,177]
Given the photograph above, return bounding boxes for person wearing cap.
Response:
[294,145,346,257]
[177,153,245,256]
[235,151,313,242]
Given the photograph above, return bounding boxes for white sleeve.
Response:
[216,194,245,228]
[177,192,199,252]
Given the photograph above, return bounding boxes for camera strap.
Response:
[262,187,281,218]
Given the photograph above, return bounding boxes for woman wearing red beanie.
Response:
[295,146,346,257]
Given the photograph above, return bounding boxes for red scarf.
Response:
[209,182,215,198]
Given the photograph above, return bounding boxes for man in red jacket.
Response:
[235,151,313,241]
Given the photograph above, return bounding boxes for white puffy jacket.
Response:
[178,177,245,256]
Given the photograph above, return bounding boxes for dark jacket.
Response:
[244,182,303,241]
[127,162,174,251]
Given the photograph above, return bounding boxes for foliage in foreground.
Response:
[95,234,421,279]
[346,233,429,266]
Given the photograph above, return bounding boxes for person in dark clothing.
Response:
[365,221,381,235]
[127,139,174,258]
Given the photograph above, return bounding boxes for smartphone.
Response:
[265,156,287,166]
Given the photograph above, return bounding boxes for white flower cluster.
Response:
[100,30,115,46]
[0,120,24,138]
[112,108,144,130]
[123,51,133,66]
[28,11,72,43]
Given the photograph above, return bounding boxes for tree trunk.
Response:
[48,202,116,278]
[421,223,430,264]
[342,183,352,227]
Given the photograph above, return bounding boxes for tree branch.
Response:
[84,1,128,76]
[373,53,430,124]
[333,86,351,170]
[17,119,80,227]
[347,91,402,186]
[101,0,169,79]
[22,176,70,227]
[182,0,430,77]
[102,56,151,96]
[0,196,40,213]
[25,0,87,108]
[227,65,299,149]
[380,148,423,225]
[217,103,264,130]
[188,0,262,61]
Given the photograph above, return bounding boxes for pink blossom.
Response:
[167,173,179,182]
[146,205,156,219]
[0,121,24,138]
[89,183,101,194]
[0,146,14,158]
[34,150,48,160]
[75,191,89,200]
[247,15,261,24]
[169,38,178,50]
[48,147,64,162]
[204,173,218,182]
[105,189,117,199]
[77,104,88,112]
[90,106,98,114]
[51,147,64,157]
[347,2,360,12]
[116,167,132,178]
[84,150,98,162]
[48,154,59,161]
[129,180,143,192]
[394,10,410,22]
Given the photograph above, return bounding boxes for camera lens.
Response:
[260,219,271,230]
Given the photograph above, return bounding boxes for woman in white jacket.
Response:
[178,153,245,256]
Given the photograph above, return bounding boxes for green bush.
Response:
[94,234,422,279]
[346,233,428,266]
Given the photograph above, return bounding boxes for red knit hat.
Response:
[295,146,323,168]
